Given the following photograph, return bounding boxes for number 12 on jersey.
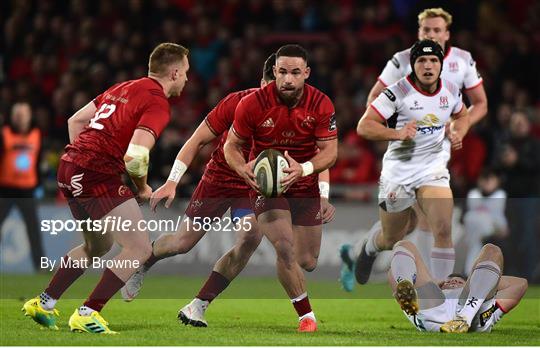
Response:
[89,103,116,130]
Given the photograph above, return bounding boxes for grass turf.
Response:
[1,274,539,345]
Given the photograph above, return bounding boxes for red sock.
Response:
[292,294,312,317]
[196,271,230,302]
[45,256,86,299]
[83,268,125,312]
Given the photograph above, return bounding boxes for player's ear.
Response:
[304,66,311,80]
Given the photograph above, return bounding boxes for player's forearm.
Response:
[450,115,470,139]
[496,276,528,313]
[224,141,246,175]
[308,149,337,174]
[467,101,488,127]
[130,174,148,191]
[357,118,400,141]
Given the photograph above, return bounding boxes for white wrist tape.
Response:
[301,161,314,177]
[319,181,330,199]
[125,143,150,178]
[168,159,188,183]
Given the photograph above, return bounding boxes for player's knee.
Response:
[138,243,153,261]
[299,257,318,272]
[481,243,502,260]
[238,231,263,253]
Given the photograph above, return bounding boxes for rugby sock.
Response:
[142,241,159,270]
[365,222,382,257]
[391,246,417,284]
[83,268,125,312]
[414,228,433,267]
[457,261,501,326]
[39,292,57,311]
[291,292,314,320]
[430,247,455,280]
[196,271,230,302]
[44,255,86,302]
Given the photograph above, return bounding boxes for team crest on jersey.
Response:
[448,61,459,72]
[439,96,449,109]
[118,185,130,197]
[261,118,275,128]
[301,115,316,129]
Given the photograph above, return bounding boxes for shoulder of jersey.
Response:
[248,83,275,111]
[441,78,461,97]
[304,84,332,114]
[390,48,411,69]
[224,88,258,104]
[448,46,475,63]
[383,77,413,101]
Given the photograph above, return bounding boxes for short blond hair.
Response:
[148,43,189,76]
[418,8,453,29]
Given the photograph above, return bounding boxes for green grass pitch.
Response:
[1,274,539,345]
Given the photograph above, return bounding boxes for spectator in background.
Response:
[0,102,44,272]
[497,111,540,279]
[463,168,508,275]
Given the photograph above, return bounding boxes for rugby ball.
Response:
[253,149,289,197]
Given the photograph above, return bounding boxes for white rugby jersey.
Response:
[466,188,508,231]
[379,46,483,91]
[371,76,463,185]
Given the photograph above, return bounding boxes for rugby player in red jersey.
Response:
[21,43,190,334]
[120,53,336,327]
[225,44,338,332]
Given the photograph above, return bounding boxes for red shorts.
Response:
[185,179,253,220]
[249,183,322,226]
[57,159,134,220]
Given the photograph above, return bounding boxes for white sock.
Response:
[299,311,316,322]
[391,246,417,284]
[78,305,96,316]
[39,292,57,311]
[364,221,382,257]
[414,228,433,267]
[430,247,455,280]
[457,261,501,325]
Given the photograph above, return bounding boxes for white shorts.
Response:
[378,170,450,213]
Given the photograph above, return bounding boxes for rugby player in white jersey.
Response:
[389,241,527,333]
[340,8,488,290]
[351,40,470,289]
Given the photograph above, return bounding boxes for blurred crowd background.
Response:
[1,0,539,280]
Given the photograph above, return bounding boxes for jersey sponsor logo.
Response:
[301,115,316,129]
[417,113,444,135]
[261,118,275,128]
[282,130,296,138]
[328,113,337,131]
[382,88,396,102]
[272,138,300,146]
[448,62,459,72]
[70,173,84,197]
[391,57,400,68]
[409,100,423,110]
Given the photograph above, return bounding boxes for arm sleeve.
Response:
[370,88,398,120]
[137,94,171,140]
[378,54,405,86]
[205,93,238,136]
[315,96,338,141]
[463,53,483,90]
[231,97,255,141]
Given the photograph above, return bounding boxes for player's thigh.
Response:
[104,198,150,251]
[416,186,453,234]
[292,224,322,261]
[412,202,430,231]
[258,208,294,251]
[233,213,263,249]
[379,207,413,243]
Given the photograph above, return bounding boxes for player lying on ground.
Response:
[389,240,527,332]
[350,39,470,289]
[22,43,190,334]
[340,7,488,291]
[225,44,338,332]
[120,53,335,328]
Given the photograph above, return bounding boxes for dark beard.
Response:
[277,88,302,108]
